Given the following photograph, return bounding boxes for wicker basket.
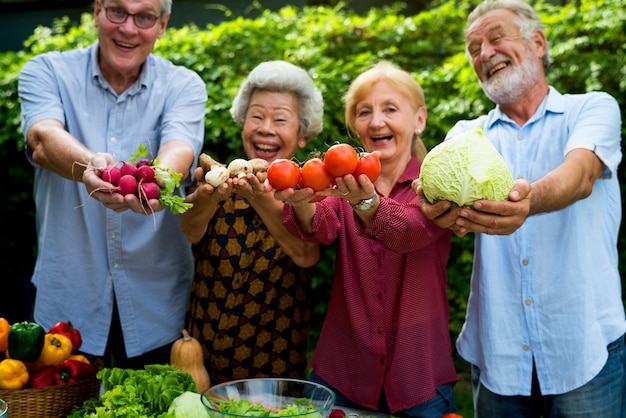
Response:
[0,356,104,418]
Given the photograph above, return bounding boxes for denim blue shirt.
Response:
[451,87,626,395]
[18,42,207,357]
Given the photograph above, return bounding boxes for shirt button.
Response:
[517,134,523,140]
[379,357,385,365]
[523,259,529,266]
[111,137,117,143]
[523,344,530,351]
[525,298,532,305]
[377,327,383,334]
[377,292,382,300]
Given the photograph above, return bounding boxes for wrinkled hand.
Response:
[232,172,272,202]
[455,179,531,235]
[272,185,318,207]
[82,153,164,214]
[412,178,532,236]
[185,166,233,204]
[320,173,375,206]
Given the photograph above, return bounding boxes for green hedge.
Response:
[1,0,624,356]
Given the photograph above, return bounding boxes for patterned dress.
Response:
[185,194,314,385]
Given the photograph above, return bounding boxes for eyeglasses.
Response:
[104,6,160,29]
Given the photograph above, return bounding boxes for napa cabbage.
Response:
[419,125,514,207]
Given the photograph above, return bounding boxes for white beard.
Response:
[479,47,543,105]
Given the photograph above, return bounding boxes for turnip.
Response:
[135,165,155,183]
[138,181,161,202]
[135,158,152,168]
[102,165,121,185]
[80,143,193,215]
[119,161,138,177]
[117,174,138,196]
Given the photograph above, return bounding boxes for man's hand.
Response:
[412,177,532,236]
[83,152,167,215]
[455,179,531,235]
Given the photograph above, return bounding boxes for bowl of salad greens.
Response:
[201,378,336,417]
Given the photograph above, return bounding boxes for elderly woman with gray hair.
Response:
[181,60,324,385]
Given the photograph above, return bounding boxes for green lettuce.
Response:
[419,125,514,207]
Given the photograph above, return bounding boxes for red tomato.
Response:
[300,158,334,191]
[323,143,359,177]
[353,152,381,182]
[329,409,346,418]
[441,413,464,418]
[267,159,301,190]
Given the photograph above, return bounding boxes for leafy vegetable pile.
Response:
[215,397,324,417]
[419,125,514,207]
[67,364,198,417]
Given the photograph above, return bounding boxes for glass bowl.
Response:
[201,378,336,417]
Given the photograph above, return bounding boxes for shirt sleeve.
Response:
[564,91,622,177]
[159,65,207,160]
[18,53,66,141]
[360,194,452,254]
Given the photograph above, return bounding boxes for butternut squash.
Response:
[170,329,211,392]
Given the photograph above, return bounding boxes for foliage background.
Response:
[0,1,624,412]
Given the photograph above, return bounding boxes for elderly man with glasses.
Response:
[17,0,207,369]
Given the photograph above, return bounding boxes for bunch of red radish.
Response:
[100,159,161,202]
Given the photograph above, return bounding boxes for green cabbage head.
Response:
[419,125,514,207]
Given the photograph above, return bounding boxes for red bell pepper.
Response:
[48,321,82,353]
[29,365,58,388]
[54,359,95,384]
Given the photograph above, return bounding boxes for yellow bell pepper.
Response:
[38,333,73,367]
[0,317,9,353]
[0,358,29,390]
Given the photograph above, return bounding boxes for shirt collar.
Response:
[399,156,421,184]
[488,86,565,129]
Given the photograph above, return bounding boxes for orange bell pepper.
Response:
[0,318,9,353]
[0,358,29,390]
[68,354,91,365]
[38,333,73,367]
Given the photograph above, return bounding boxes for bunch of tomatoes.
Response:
[267,143,381,193]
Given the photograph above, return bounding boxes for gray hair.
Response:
[160,0,172,15]
[230,60,324,142]
[466,0,550,69]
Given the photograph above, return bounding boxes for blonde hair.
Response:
[343,61,427,161]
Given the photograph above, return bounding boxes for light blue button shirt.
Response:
[18,42,207,357]
[451,87,626,395]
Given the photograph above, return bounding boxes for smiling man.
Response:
[18,0,207,369]
[414,0,626,417]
